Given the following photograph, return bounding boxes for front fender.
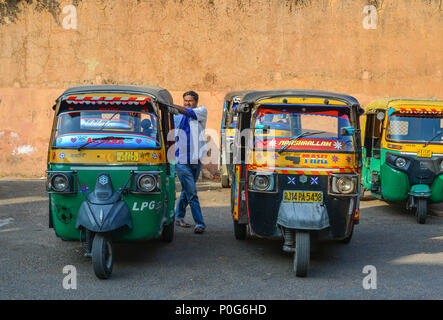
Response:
[409,184,432,198]
[75,200,133,233]
[277,202,330,230]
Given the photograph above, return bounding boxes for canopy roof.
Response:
[365,98,443,114]
[240,90,360,106]
[57,85,173,105]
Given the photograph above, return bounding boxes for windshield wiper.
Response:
[424,130,443,147]
[77,136,132,151]
[278,131,326,154]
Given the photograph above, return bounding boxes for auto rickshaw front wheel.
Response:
[161,220,174,243]
[92,233,113,279]
[294,231,310,277]
[415,199,427,224]
[233,219,247,240]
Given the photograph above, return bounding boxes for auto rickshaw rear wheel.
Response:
[221,175,230,188]
[161,220,174,243]
[92,233,113,279]
[233,219,247,240]
[294,231,310,277]
[416,199,427,224]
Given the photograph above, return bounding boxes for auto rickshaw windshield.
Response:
[253,105,354,152]
[53,110,161,149]
[386,114,443,144]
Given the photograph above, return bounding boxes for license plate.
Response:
[283,191,323,203]
[117,152,139,162]
[417,149,432,158]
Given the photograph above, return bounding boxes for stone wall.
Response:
[0,0,442,177]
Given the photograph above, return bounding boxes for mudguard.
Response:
[75,173,132,232]
[75,200,132,233]
[409,184,432,198]
[277,202,330,230]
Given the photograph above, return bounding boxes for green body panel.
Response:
[363,147,443,204]
[380,163,410,201]
[430,174,443,203]
[49,164,175,241]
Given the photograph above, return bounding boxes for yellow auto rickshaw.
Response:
[220,91,252,187]
[231,90,364,277]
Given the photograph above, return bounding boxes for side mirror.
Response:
[377,112,385,121]
[254,125,270,134]
[340,126,355,136]
[52,104,56,111]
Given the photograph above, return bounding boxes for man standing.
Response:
[170,91,207,234]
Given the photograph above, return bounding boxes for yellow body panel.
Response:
[48,148,165,165]
[363,98,443,152]
[246,150,356,175]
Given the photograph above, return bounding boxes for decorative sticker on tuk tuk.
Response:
[54,111,161,149]
[55,134,160,149]
[253,107,354,152]
[255,137,352,151]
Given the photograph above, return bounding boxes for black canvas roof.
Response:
[224,90,254,102]
[58,85,173,105]
[240,90,359,106]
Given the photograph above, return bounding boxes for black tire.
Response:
[92,233,113,279]
[359,184,368,201]
[162,220,174,243]
[221,175,230,188]
[233,219,247,240]
[416,199,427,224]
[294,231,310,277]
[341,223,354,244]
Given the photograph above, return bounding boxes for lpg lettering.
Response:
[62,265,77,289]
[132,201,156,212]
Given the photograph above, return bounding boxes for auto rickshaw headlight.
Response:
[336,176,355,194]
[253,175,271,191]
[51,174,70,192]
[137,174,157,192]
[248,171,276,192]
[395,157,407,168]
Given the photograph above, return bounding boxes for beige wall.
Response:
[0,0,442,177]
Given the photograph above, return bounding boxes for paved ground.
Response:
[0,180,442,300]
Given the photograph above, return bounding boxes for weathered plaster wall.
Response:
[0,0,442,177]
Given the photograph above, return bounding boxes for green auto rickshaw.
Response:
[361,98,443,224]
[47,85,176,278]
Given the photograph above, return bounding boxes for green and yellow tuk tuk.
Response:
[220,91,251,188]
[361,98,443,224]
[47,85,176,279]
[231,90,363,276]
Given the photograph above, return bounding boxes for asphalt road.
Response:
[0,180,442,300]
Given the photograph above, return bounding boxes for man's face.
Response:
[183,95,198,108]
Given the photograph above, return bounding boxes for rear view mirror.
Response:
[340,126,355,136]
[254,125,270,134]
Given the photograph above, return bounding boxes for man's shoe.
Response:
[176,220,192,228]
[194,227,205,234]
